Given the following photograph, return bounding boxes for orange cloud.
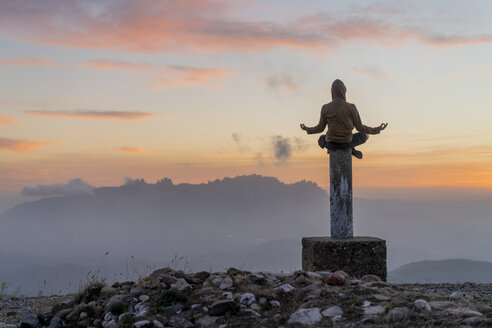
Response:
[87,59,150,71]
[27,110,154,120]
[0,57,54,67]
[0,137,55,153]
[0,114,18,125]
[114,147,142,153]
[151,66,230,89]
[0,1,488,54]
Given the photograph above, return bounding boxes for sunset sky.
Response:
[1,0,492,199]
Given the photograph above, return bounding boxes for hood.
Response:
[331,79,346,101]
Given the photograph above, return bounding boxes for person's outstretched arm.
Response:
[300,107,326,134]
[351,105,387,134]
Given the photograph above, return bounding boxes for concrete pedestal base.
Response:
[302,236,387,280]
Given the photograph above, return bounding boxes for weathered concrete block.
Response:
[302,236,387,280]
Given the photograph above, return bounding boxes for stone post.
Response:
[329,148,353,238]
[301,147,387,280]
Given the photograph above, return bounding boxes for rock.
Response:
[139,295,150,302]
[211,277,233,290]
[450,291,467,299]
[171,278,192,292]
[360,274,382,283]
[152,320,164,328]
[250,303,261,312]
[429,301,454,309]
[105,295,128,315]
[239,293,256,306]
[449,308,483,318]
[209,300,237,316]
[323,273,346,286]
[287,308,322,326]
[362,300,371,307]
[133,320,152,328]
[160,304,183,315]
[169,317,193,328]
[55,308,73,319]
[249,273,267,285]
[48,316,63,328]
[295,275,312,287]
[373,294,391,301]
[222,292,233,301]
[462,317,483,326]
[387,307,410,322]
[51,301,74,316]
[274,283,294,293]
[270,300,280,307]
[414,299,431,311]
[197,316,219,328]
[259,297,267,305]
[364,306,386,316]
[20,314,40,328]
[321,306,343,317]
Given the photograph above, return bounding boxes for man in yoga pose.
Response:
[300,79,387,159]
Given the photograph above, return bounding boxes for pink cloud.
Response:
[87,59,150,71]
[151,66,230,89]
[0,114,18,125]
[27,110,154,120]
[0,1,489,54]
[0,57,54,67]
[0,137,55,153]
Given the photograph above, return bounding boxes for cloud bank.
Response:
[0,137,54,153]
[26,110,153,120]
[0,115,18,125]
[0,0,490,54]
[22,178,94,196]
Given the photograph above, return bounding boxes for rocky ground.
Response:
[1,268,492,328]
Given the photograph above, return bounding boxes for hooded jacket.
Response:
[306,79,379,143]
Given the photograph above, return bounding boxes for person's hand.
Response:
[300,123,307,131]
[377,122,388,133]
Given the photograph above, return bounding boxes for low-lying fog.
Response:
[1,175,491,296]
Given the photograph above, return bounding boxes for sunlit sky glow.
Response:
[1,0,492,195]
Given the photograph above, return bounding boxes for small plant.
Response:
[151,289,188,312]
[75,281,106,304]
[0,282,8,300]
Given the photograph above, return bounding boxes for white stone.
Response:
[171,278,191,291]
[362,300,371,307]
[270,300,280,307]
[274,283,294,293]
[240,293,256,306]
[138,295,149,302]
[287,308,322,326]
[322,306,343,317]
[450,291,467,298]
[133,320,150,328]
[387,307,411,321]
[364,305,386,315]
[414,299,431,311]
[222,292,233,300]
[152,320,164,328]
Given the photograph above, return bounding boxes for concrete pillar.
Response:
[329,148,353,238]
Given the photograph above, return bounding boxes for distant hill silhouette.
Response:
[388,259,492,283]
[0,174,329,261]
